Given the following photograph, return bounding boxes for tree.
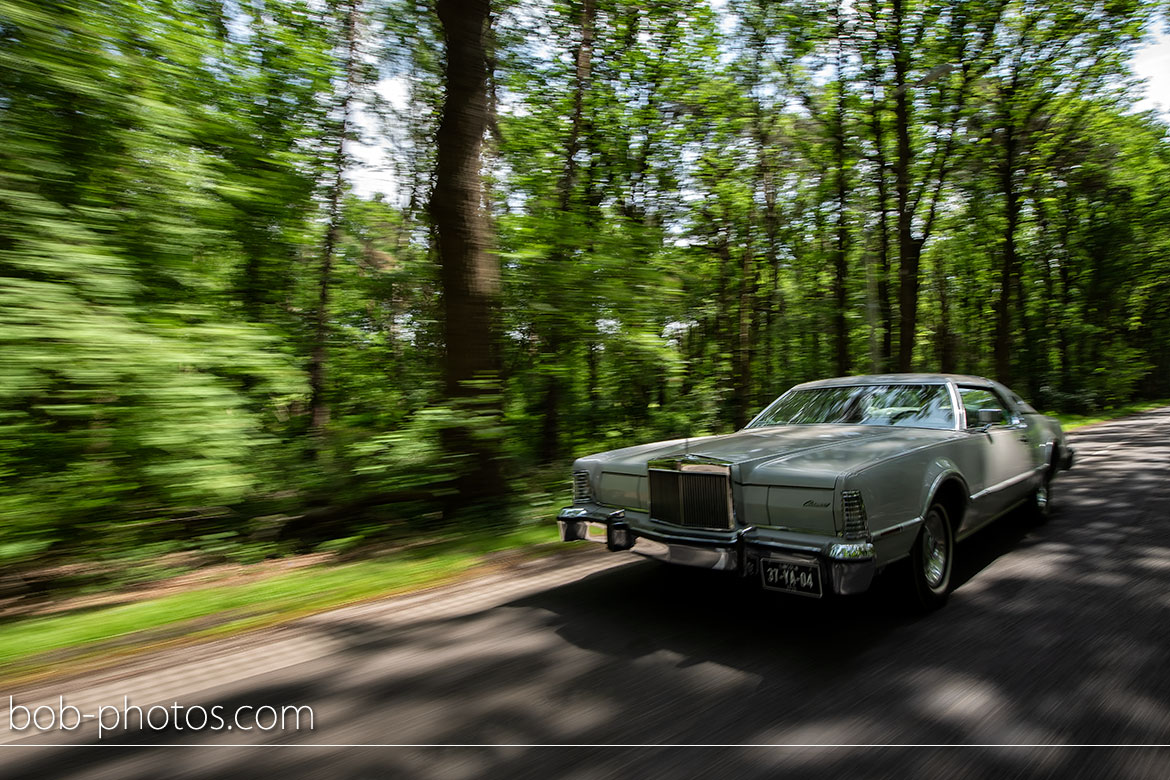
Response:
[983,0,1149,388]
[855,0,1005,370]
[431,0,508,512]
[308,0,365,447]
[537,0,595,463]
[3,0,1170,577]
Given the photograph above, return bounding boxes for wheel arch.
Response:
[926,470,969,535]
[1044,439,1060,476]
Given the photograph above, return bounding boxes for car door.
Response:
[956,386,1036,522]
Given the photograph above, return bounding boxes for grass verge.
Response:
[1047,399,1170,431]
[0,523,564,686]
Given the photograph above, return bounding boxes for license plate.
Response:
[761,557,822,597]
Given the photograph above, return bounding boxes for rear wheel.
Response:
[1029,456,1057,525]
[907,502,954,612]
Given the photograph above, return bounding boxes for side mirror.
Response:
[973,408,1002,427]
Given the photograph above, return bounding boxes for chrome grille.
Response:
[648,470,682,523]
[649,469,733,530]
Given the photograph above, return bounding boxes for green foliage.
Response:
[2,0,1169,583]
[0,0,324,567]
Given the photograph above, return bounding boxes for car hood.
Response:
[586,425,960,488]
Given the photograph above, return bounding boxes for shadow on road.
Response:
[4,412,1170,778]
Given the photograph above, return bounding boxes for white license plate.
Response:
[761,557,822,597]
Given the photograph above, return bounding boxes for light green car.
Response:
[558,373,1074,611]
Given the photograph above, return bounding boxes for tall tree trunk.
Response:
[1034,191,1056,395]
[539,0,594,463]
[830,4,849,376]
[1058,198,1074,394]
[755,105,779,399]
[935,258,955,372]
[432,0,505,510]
[863,229,880,370]
[868,82,893,370]
[892,0,918,372]
[832,71,849,375]
[1015,257,1034,395]
[994,101,1019,386]
[733,240,754,428]
[308,0,360,448]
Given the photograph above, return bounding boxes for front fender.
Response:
[846,450,970,566]
[923,460,970,520]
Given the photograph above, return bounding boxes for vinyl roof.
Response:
[792,373,997,389]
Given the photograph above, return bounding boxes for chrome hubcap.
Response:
[922,511,949,589]
[1036,482,1049,511]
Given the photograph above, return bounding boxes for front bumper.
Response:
[558,506,876,596]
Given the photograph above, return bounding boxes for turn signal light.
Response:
[841,490,869,540]
[572,470,592,504]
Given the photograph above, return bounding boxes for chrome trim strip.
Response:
[749,525,832,536]
[638,526,738,547]
[647,455,733,473]
[871,516,924,541]
[970,469,1036,501]
[947,379,965,431]
[629,536,738,571]
[743,537,823,555]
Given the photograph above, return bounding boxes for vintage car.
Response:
[557,373,1074,610]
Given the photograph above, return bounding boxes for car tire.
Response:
[1029,458,1056,525]
[907,502,954,612]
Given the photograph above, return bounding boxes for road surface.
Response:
[3,409,1170,777]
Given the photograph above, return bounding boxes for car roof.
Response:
[790,373,997,390]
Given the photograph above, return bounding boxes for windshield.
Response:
[747,384,956,430]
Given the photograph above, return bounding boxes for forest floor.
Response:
[0,400,1164,688]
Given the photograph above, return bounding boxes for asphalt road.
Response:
[3,409,1170,777]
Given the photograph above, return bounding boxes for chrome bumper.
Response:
[558,507,876,596]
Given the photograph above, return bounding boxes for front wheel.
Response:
[907,503,954,612]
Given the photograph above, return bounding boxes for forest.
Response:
[2,0,1169,575]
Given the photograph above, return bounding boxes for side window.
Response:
[957,387,1013,428]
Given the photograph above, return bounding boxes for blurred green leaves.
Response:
[1,0,1170,582]
[0,0,320,566]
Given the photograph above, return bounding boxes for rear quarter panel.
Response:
[1025,413,1067,469]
